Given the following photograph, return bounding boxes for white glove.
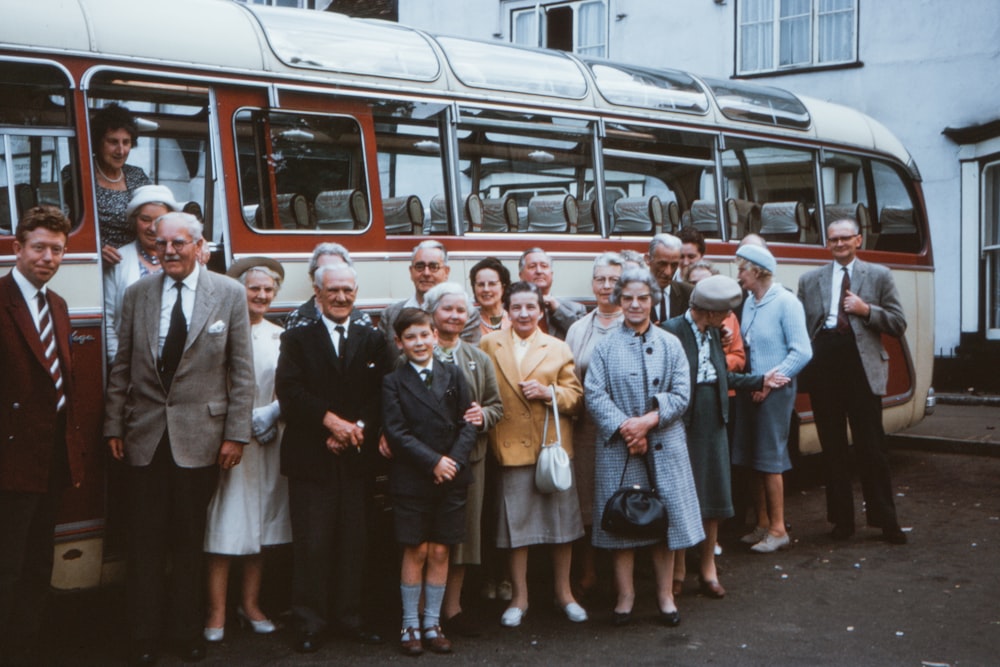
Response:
[252,401,281,444]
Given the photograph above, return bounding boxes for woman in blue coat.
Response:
[586,268,703,628]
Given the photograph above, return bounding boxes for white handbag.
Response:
[535,385,573,494]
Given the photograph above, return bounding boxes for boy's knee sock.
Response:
[401,583,422,631]
[422,582,446,633]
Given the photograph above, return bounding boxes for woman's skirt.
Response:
[495,464,584,549]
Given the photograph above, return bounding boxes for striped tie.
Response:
[36,291,65,412]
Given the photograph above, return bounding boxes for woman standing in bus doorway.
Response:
[730,245,811,554]
[90,103,151,266]
[587,268,703,628]
[480,281,588,628]
[565,251,625,595]
[102,184,180,362]
[203,257,291,642]
[470,257,511,337]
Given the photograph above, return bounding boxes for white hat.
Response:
[690,275,743,312]
[125,184,182,220]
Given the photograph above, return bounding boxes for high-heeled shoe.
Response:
[203,626,224,642]
[237,606,276,634]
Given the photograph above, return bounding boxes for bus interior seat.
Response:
[314,189,368,230]
[182,201,204,223]
[480,195,518,232]
[661,200,680,233]
[875,206,920,253]
[576,199,597,234]
[383,194,423,235]
[612,195,663,235]
[36,182,62,208]
[526,193,578,233]
[426,193,483,234]
[759,201,808,243]
[273,193,310,229]
[726,198,761,240]
[822,202,872,247]
[681,200,724,238]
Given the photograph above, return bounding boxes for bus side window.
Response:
[869,160,923,253]
[0,61,79,235]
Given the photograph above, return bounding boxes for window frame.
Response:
[736,0,860,76]
[508,0,608,57]
[982,160,1000,339]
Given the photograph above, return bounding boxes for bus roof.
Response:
[1,0,915,169]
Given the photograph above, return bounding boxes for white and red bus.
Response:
[0,0,933,589]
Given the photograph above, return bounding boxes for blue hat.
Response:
[736,244,776,273]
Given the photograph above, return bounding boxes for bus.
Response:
[0,0,933,590]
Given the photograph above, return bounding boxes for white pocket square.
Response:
[208,320,227,334]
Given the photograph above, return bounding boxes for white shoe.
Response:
[237,607,276,634]
[203,626,224,642]
[562,602,588,623]
[740,526,768,544]
[500,606,527,627]
[750,533,791,553]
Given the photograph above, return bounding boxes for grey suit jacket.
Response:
[544,297,587,340]
[104,266,256,467]
[797,259,906,396]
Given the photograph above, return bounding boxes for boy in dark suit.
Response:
[382,308,476,656]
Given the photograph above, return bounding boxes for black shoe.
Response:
[128,641,159,667]
[882,525,907,544]
[611,610,633,627]
[658,610,681,627]
[443,611,482,638]
[830,524,855,541]
[176,639,206,663]
[294,631,322,653]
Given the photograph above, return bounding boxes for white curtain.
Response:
[577,1,606,56]
[740,0,774,72]
[818,0,854,63]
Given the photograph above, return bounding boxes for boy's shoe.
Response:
[422,626,453,654]
[400,627,423,656]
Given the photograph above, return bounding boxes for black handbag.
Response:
[601,451,668,539]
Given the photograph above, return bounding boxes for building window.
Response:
[984,161,1000,339]
[510,0,607,57]
[738,0,857,75]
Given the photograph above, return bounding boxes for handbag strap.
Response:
[541,384,561,448]
[617,451,658,492]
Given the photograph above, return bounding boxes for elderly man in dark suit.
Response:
[797,218,907,544]
[276,262,387,653]
[0,207,85,657]
[518,247,586,340]
[646,233,693,324]
[105,212,255,664]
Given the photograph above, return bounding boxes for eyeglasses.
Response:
[827,234,860,244]
[592,276,619,286]
[154,238,193,250]
[411,262,444,273]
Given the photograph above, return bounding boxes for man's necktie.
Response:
[36,291,65,411]
[420,368,433,388]
[335,324,347,363]
[160,282,186,389]
[836,267,851,333]
[660,294,668,322]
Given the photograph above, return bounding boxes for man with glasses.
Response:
[379,241,480,358]
[105,212,255,664]
[797,218,908,545]
[518,247,586,340]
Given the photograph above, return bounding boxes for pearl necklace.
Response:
[94,161,124,184]
[138,244,159,266]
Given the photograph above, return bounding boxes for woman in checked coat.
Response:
[586,268,704,628]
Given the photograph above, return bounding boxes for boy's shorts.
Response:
[393,486,468,546]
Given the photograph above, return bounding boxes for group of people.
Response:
[0,106,909,665]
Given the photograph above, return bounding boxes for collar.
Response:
[321,313,350,335]
[165,265,200,294]
[512,328,538,347]
[835,259,856,275]
[410,359,434,375]
[10,267,44,304]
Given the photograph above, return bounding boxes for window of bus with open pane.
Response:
[601,122,716,238]
[720,138,818,244]
[0,61,79,236]
[456,108,596,235]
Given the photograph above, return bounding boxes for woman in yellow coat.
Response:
[479,281,587,629]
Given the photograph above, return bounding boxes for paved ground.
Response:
[20,404,1000,666]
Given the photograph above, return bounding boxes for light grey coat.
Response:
[797,259,906,395]
[586,324,705,550]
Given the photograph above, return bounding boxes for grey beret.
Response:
[735,244,777,273]
[690,275,744,312]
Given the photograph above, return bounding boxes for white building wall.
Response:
[397,0,1000,355]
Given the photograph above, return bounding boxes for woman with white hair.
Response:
[202,257,292,642]
[103,184,181,361]
[421,283,504,637]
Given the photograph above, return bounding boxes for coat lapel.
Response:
[519,334,549,381]
[492,334,530,411]
[184,267,215,354]
[142,274,165,363]
[3,278,48,371]
[401,364,451,420]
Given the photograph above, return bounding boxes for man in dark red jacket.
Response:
[0,206,85,655]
